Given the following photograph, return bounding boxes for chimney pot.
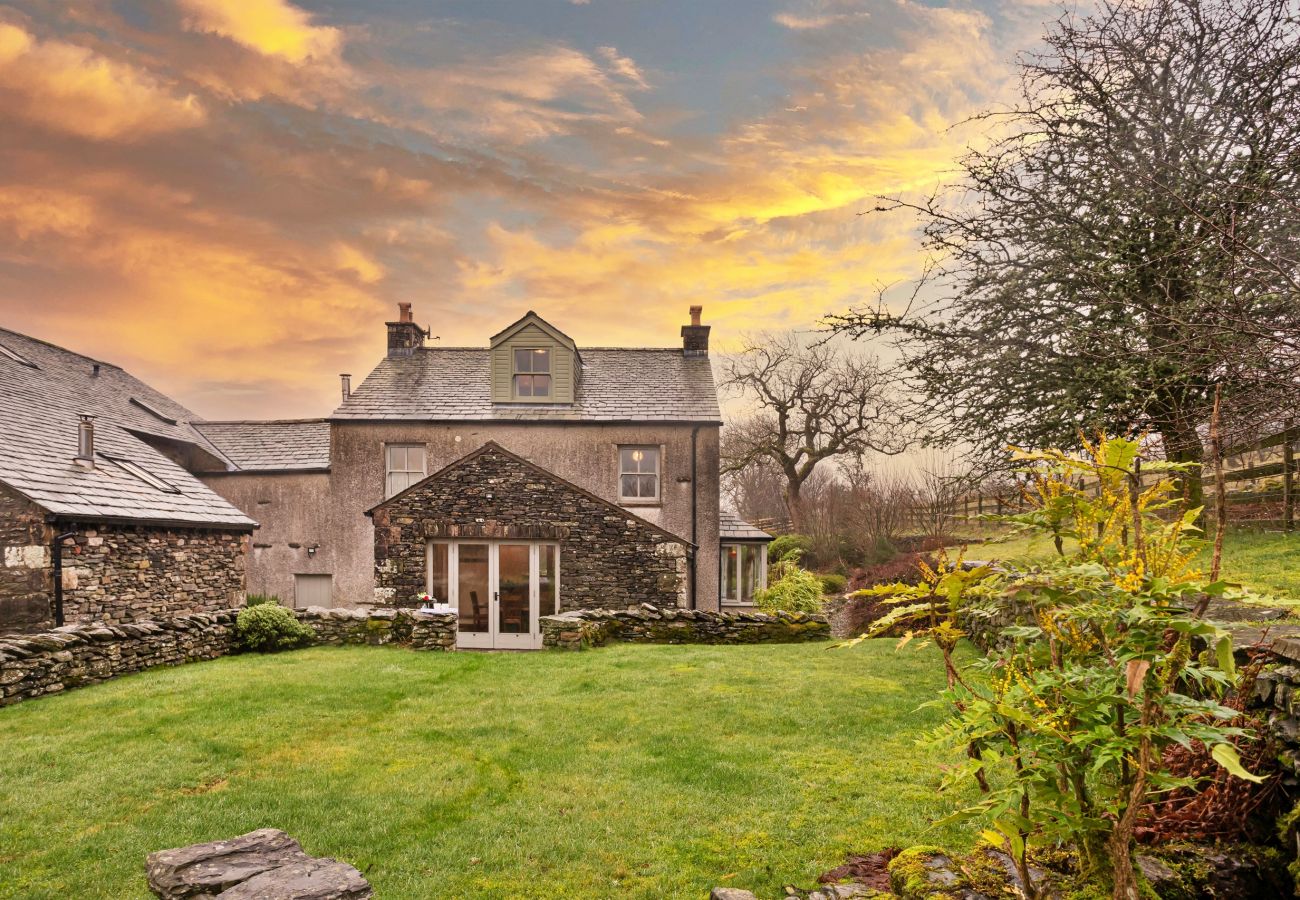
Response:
[340,373,352,401]
[681,306,710,357]
[75,415,95,468]
[399,302,412,323]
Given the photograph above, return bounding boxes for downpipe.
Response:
[51,528,77,627]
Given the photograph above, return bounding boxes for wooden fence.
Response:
[908,423,1298,534]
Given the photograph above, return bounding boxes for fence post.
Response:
[1285,417,1296,534]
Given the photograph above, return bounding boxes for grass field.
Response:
[970,528,1300,600]
[0,642,978,899]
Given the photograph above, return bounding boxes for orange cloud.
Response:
[0,22,204,141]
[0,0,1041,420]
[178,0,342,64]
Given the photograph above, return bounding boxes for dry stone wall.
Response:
[541,604,831,649]
[0,607,455,707]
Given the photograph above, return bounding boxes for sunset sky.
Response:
[0,0,1054,419]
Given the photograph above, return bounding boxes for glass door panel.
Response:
[539,545,558,616]
[497,544,531,635]
[457,543,490,642]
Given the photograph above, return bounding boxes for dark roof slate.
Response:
[331,348,721,423]
[0,327,255,529]
[196,420,331,471]
[719,512,774,541]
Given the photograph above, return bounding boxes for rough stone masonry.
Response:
[372,442,688,611]
[0,476,249,634]
[0,607,456,707]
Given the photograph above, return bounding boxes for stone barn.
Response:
[0,328,254,633]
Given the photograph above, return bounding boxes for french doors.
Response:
[430,541,558,649]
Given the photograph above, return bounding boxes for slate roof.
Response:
[0,327,256,529]
[719,512,774,541]
[196,420,331,472]
[331,348,721,422]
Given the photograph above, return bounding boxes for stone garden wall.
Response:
[541,604,831,650]
[1248,636,1300,779]
[0,607,455,707]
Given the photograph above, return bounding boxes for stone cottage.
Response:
[196,305,771,649]
[0,328,254,633]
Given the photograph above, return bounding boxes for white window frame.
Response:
[512,347,552,400]
[618,445,661,504]
[385,443,426,498]
[721,542,769,606]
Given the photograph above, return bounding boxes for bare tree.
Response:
[910,450,981,545]
[720,332,908,531]
[830,0,1300,512]
[722,454,788,528]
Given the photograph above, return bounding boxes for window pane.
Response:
[408,446,424,475]
[540,545,558,613]
[515,374,532,396]
[514,348,551,373]
[458,544,490,633]
[741,546,758,602]
[620,446,658,475]
[723,545,738,600]
[638,474,657,498]
[428,544,449,604]
[620,474,639,497]
[532,374,551,397]
[387,445,403,470]
[497,544,530,635]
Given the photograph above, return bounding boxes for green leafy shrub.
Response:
[754,553,824,614]
[245,594,280,607]
[234,603,313,653]
[818,573,848,595]
[929,436,1262,899]
[768,533,812,563]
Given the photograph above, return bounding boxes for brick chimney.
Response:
[681,305,710,357]
[387,302,429,357]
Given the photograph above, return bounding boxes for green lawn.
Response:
[971,529,1300,600]
[0,643,977,899]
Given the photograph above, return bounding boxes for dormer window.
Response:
[513,348,551,399]
[490,312,577,404]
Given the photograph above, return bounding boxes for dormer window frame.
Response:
[512,347,552,401]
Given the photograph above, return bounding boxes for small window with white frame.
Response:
[513,348,551,399]
[385,444,426,498]
[721,543,768,605]
[618,446,660,502]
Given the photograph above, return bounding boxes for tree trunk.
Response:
[784,479,805,532]
[1160,419,1205,522]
